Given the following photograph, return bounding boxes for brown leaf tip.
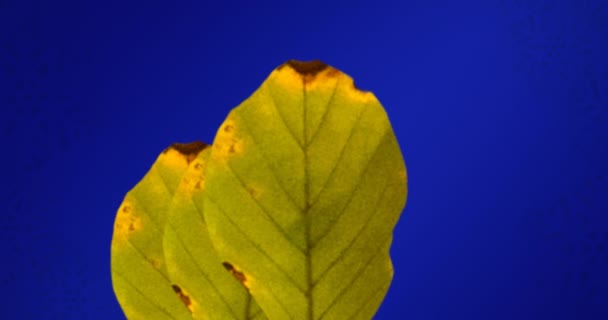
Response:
[165,141,210,164]
[167,141,209,155]
[282,59,329,76]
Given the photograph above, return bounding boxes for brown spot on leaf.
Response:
[213,118,244,162]
[171,284,193,313]
[148,257,162,270]
[282,59,329,76]
[114,202,141,240]
[164,141,210,164]
[247,186,257,198]
[222,262,248,289]
[214,139,242,160]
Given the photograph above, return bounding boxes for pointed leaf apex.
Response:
[281,59,329,76]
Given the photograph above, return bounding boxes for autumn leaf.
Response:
[111,142,208,319]
[111,60,407,320]
[163,147,267,319]
[200,60,408,319]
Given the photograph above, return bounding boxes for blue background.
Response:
[1,0,607,319]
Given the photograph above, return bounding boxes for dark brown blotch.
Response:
[171,284,182,293]
[282,60,329,76]
[222,262,248,288]
[171,284,193,313]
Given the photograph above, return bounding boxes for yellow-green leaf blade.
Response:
[202,60,408,319]
[163,147,268,319]
[111,142,208,319]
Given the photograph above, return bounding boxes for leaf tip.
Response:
[164,141,210,164]
[281,59,329,76]
[275,59,344,87]
[276,60,374,102]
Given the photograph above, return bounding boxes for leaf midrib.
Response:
[302,78,314,320]
[239,73,380,319]
[113,270,179,320]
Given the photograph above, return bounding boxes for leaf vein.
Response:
[238,111,304,212]
[203,194,304,317]
[169,222,241,320]
[226,160,305,253]
[346,278,389,320]
[250,308,263,320]
[123,226,171,283]
[305,75,340,148]
[317,240,390,319]
[113,270,179,320]
[312,177,391,286]
[129,168,172,241]
[244,292,252,320]
[308,102,370,207]
[311,130,389,247]
[267,85,304,150]
[303,80,314,320]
